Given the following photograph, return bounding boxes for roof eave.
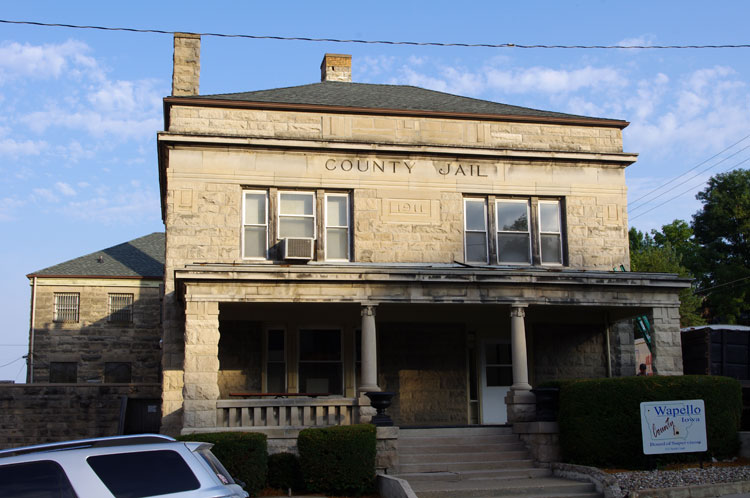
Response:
[163,96,630,129]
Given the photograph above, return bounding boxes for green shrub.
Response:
[267,452,305,492]
[298,424,376,496]
[558,376,741,469]
[177,432,268,496]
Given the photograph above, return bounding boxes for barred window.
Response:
[54,293,79,323]
[108,293,134,323]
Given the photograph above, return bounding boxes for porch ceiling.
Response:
[174,263,689,309]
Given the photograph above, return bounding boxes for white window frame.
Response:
[463,198,489,264]
[278,191,316,240]
[108,293,134,323]
[495,199,532,265]
[242,190,269,260]
[297,327,344,396]
[54,293,79,323]
[538,200,563,266]
[324,193,350,261]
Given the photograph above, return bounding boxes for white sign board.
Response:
[640,399,707,455]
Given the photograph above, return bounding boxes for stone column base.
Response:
[357,393,376,424]
[513,421,561,464]
[376,426,399,474]
[505,389,536,423]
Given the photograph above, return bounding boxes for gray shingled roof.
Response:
[28,232,164,278]
[191,81,617,122]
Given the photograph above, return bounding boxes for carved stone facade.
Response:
[156,34,688,436]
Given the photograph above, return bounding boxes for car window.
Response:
[0,460,78,498]
[196,448,235,485]
[87,449,200,498]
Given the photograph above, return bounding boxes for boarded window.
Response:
[105,362,132,383]
[49,362,77,383]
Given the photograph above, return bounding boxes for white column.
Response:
[359,305,380,393]
[510,304,532,391]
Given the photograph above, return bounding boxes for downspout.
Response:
[605,314,612,377]
[27,276,37,383]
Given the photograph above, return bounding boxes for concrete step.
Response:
[399,441,526,454]
[395,466,552,482]
[398,458,536,474]
[400,449,529,464]
[399,426,513,437]
[399,434,521,447]
[408,476,600,498]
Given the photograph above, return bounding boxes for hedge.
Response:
[267,452,305,493]
[557,376,741,469]
[177,432,268,496]
[298,424,376,496]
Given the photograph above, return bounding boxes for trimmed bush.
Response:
[267,452,305,493]
[298,424,376,496]
[177,431,268,496]
[558,375,741,469]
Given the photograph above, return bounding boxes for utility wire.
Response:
[629,143,750,214]
[629,134,750,209]
[694,275,750,295]
[0,356,25,369]
[2,19,750,49]
[630,156,750,221]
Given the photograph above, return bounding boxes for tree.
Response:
[629,224,705,327]
[691,169,750,324]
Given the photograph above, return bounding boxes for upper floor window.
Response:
[463,196,565,266]
[278,191,315,239]
[242,189,351,262]
[54,293,79,323]
[108,293,133,323]
[243,191,268,259]
[325,194,350,261]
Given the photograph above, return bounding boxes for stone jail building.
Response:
[158,33,688,437]
[16,34,689,446]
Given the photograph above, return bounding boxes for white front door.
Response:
[480,340,513,424]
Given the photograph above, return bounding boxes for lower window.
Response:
[298,329,342,395]
[49,362,77,383]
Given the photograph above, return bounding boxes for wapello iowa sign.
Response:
[640,400,708,455]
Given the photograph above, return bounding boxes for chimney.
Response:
[172,32,201,96]
[320,53,352,82]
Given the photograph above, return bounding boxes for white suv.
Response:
[0,434,249,498]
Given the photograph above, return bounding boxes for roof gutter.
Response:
[163,96,630,129]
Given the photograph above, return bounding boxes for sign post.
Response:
[640,399,708,456]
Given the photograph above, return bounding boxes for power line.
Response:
[0,356,25,369]
[629,143,750,214]
[2,19,750,50]
[694,275,750,295]
[629,134,750,210]
[629,156,750,221]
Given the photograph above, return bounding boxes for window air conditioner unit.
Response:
[283,238,314,260]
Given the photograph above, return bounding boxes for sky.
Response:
[1,1,749,381]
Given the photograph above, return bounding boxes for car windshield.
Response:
[196,448,236,485]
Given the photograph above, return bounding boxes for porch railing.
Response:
[216,397,359,429]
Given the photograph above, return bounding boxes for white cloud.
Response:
[31,188,58,203]
[55,182,76,197]
[0,40,101,83]
[0,197,26,222]
[0,137,46,158]
[62,187,160,225]
[22,108,161,141]
[485,65,625,95]
[617,35,657,48]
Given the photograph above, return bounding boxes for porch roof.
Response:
[173,263,690,311]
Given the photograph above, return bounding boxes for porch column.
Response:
[182,299,221,431]
[650,306,683,375]
[359,305,380,393]
[510,304,531,391]
[506,304,535,423]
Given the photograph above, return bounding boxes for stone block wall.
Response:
[378,325,467,426]
[533,324,607,383]
[31,280,161,384]
[651,306,683,375]
[0,383,160,449]
[168,106,624,154]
